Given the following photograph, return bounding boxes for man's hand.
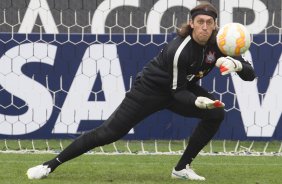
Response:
[195,96,225,109]
[215,56,243,75]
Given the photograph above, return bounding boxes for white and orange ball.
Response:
[216,23,251,56]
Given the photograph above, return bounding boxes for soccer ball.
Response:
[216,23,251,56]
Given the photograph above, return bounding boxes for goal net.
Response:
[0,0,281,155]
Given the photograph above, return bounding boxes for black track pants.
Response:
[56,88,170,163]
[169,84,225,169]
[55,84,224,166]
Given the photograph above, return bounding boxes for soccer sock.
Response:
[174,139,203,171]
[42,131,97,172]
[41,130,97,172]
[42,126,119,172]
[175,118,222,171]
[43,157,62,172]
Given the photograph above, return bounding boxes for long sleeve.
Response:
[234,56,256,81]
[173,89,197,106]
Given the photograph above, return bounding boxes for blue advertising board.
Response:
[0,33,281,140]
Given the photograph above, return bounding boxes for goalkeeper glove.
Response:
[195,96,225,109]
[215,56,243,75]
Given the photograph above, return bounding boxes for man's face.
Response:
[190,15,216,45]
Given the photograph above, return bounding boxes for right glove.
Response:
[195,96,225,109]
[215,56,243,75]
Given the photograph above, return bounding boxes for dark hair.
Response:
[190,2,217,20]
[177,2,218,44]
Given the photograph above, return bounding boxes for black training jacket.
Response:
[135,35,256,96]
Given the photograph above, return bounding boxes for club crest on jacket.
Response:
[205,51,216,64]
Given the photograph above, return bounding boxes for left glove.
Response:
[215,56,243,75]
[195,96,225,109]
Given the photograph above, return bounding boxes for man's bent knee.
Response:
[204,107,225,122]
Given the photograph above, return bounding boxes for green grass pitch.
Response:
[1,153,282,184]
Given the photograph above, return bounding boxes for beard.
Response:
[197,32,212,44]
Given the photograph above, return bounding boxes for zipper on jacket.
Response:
[200,46,207,67]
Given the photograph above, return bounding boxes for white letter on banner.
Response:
[91,0,140,34]
[220,0,269,34]
[53,44,126,133]
[0,43,56,135]
[146,0,197,34]
[231,51,282,137]
[18,0,58,33]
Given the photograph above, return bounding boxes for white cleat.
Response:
[26,165,51,179]
[171,165,205,181]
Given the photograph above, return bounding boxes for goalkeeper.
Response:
[27,2,255,181]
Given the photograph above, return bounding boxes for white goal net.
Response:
[0,0,281,155]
